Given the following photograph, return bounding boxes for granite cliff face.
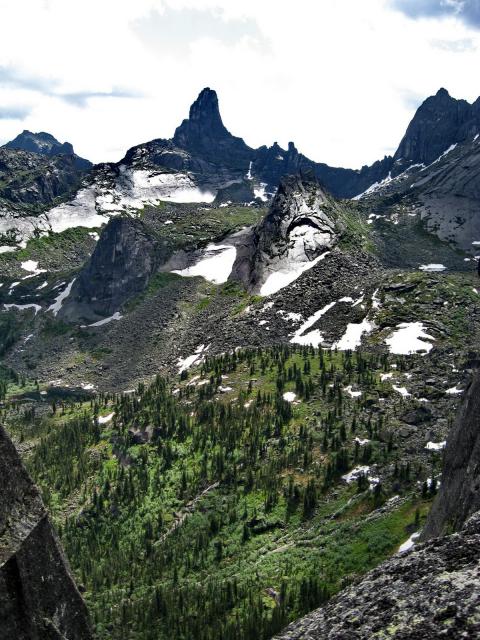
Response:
[60,216,163,323]
[422,370,480,539]
[231,174,341,294]
[0,425,92,640]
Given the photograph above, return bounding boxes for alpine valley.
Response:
[1,87,480,640]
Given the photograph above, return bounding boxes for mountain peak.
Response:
[435,87,450,98]
[3,130,91,169]
[173,87,229,147]
[172,88,252,168]
[4,130,74,156]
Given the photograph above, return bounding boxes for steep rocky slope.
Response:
[59,217,163,323]
[422,369,480,539]
[392,88,480,175]
[231,175,342,295]
[356,133,480,252]
[0,425,92,639]
[0,148,89,216]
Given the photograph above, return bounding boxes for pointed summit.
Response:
[392,88,476,171]
[174,88,229,144]
[173,88,252,169]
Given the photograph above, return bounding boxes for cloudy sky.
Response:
[0,0,479,167]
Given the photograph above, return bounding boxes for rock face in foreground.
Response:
[0,425,92,639]
[273,511,480,640]
[231,175,340,294]
[422,370,480,539]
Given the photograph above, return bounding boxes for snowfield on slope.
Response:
[172,243,237,285]
[385,322,434,355]
[260,251,331,297]
[0,167,218,247]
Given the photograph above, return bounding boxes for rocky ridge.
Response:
[3,130,91,170]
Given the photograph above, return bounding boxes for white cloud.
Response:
[0,0,479,168]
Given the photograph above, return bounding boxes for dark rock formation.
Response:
[253,141,394,199]
[0,424,92,639]
[273,511,480,639]
[231,175,341,293]
[0,148,88,210]
[422,370,480,539]
[3,130,91,170]
[173,87,252,170]
[392,88,480,175]
[60,216,166,323]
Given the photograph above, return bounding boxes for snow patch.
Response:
[48,279,76,316]
[178,344,209,373]
[4,303,42,315]
[385,322,434,355]
[333,317,374,351]
[98,412,114,424]
[446,384,463,395]
[290,301,336,347]
[419,264,446,272]
[345,385,362,398]
[392,385,410,397]
[426,441,446,451]
[172,243,236,285]
[282,391,297,402]
[398,531,420,553]
[87,312,123,327]
[260,251,330,297]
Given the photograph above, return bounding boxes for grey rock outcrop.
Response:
[60,216,164,323]
[273,511,480,640]
[231,175,340,293]
[0,148,88,211]
[422,370,480,539]
[0,425,92,639]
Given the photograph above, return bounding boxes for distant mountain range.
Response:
[2,86,480,203]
